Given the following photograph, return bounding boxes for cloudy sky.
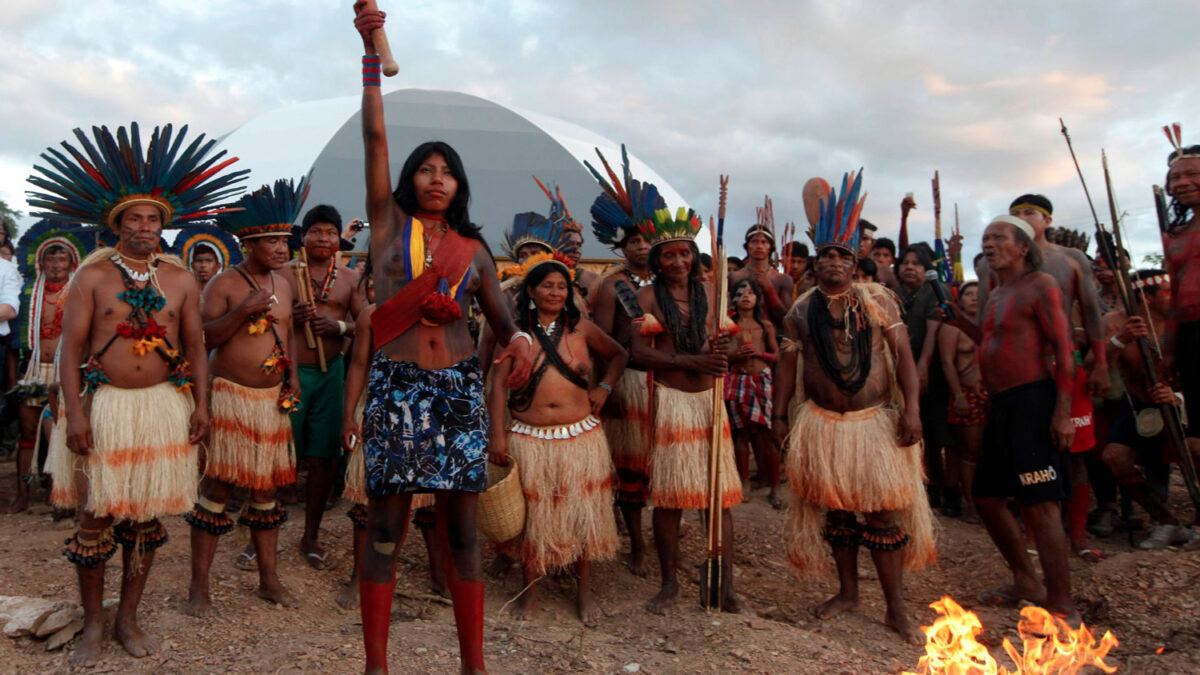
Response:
[2,0,1197,268]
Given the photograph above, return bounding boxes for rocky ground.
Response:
[1,457,1198,674]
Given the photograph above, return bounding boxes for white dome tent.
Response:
[219,89,698,259]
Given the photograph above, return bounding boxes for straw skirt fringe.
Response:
[604,368,651,475]
[784,400,935,573]
[344,396,433,509]
[48,382,197,521]
[509,418,617,575]
[205,377,295,491]
[649,384,742,510]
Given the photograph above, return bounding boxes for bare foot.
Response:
[628,547,649,578]
[68,620,104,668]
[721,589,741,614]
[6,494,30,514]
[646,583,678,615]
[977,582,1046,608]
[767,491,785,511]
[1044,604,1083,629]
[814,592,858,620]
[184,586,216,618]
[577,589,602,626]
[257,583,299,608]
[114,617,161,658]
[486,554,513,580]
[510,593,536,621]
[886,607,924,645]
[335,578,360,610]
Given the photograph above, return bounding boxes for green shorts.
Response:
[291,353,346,460]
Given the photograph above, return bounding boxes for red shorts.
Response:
[1069,364,1095,453]
[947,389,989,426]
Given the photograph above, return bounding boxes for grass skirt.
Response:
[649,384,742,510]
[784,400,935,573]
[205,377,295,491]
[48,382,197,521]
[508,415,618,575]
[603,368,651,476]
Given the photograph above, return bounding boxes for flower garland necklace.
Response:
[80,260,194,394]
[232,266,302,413]
[309,257,337,304]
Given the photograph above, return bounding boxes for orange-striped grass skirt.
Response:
[48,381,197,521]
[508,415,617,575]
[784,400,936,574]
[205,377,295,491]
[648,384,742,511]
[604,367,652,476]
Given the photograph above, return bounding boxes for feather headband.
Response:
[639,206,702,248]
[172,224,243,272]
[1164,122,1200,165]
[26,122,249,230]
[502,211,575,260]
[215,176,310,241]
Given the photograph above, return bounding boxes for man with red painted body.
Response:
[949,215,1079,623]
[1160,144,1200,454]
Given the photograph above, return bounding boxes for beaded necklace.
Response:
[80,260,194,394]
[233,266,302,413]
[309,257,337,304]
[39,281,66,341]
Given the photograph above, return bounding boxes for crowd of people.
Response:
[1,7,1198,673]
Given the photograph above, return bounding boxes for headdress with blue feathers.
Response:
[809,170,868,255]
[533,176,582,234]
[172,224,243,272]
[584,145,666,248]
[501,211,575,260]
[215,177,310,241]
[25,123,249,230]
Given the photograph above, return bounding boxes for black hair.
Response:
[648,240,708,354]
[729,277,767,334]
[700,252,713,269]
[859,218,877,233]
[191,243,219,259]
[895,243,934,274]
[960,280,978,296]
[855,256,877,280]
[871,237,895,256]
[515,262,581,333]
[301,204,342,236]
[1010,193,1053,215]
[1165,145,1200,230]
[0,241,13,254]
[726,256,744,270]
[973,251,984,267]
[1012,227,1043,271]
[42,243,69,258]
[393,141,486,245]
[782,241,809,259]
[743,228,776,255]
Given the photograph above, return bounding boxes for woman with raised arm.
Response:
[352,5,532,674]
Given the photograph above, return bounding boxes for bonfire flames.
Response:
[905,597,1119,675]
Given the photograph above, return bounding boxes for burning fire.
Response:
[904,597,1119,675]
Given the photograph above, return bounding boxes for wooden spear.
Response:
[294,250,327,372]
[703,176,730,611]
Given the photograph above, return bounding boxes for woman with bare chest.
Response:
[489,259,626,624]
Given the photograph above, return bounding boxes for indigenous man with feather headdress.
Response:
[585,147,659,576]
[6,221,87,514]
[772,171,934,644]
[729,195,793,327]
[186,179,307,617]
[26,122,244,667]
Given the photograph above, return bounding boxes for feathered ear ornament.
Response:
[1164,122,1200,165]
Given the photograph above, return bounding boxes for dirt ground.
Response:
[2,457,1199,675]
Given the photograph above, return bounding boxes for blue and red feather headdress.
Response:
[26,123,249,230]
[808,170,868,255]
[584,144,666,248]
[171,224,243,272]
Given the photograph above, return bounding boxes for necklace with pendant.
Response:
[538,319,557,337]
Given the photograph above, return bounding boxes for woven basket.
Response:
[477,460,525,543]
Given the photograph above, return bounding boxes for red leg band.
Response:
[449,579,485,673]
[360,577,394,672]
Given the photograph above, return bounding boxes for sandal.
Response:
[1076,548,1105,563]
[304,550,338,571]
[234,551,258,571]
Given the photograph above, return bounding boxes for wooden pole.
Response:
[704,176,730,611]
[295,250,327,372]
